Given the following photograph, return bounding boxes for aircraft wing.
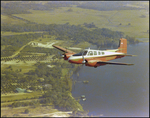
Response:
[52,45,76,53]
[97,61,134,66]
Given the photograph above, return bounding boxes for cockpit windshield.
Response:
[73,51,88,56]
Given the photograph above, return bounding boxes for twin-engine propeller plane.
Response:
[52,38,135,68]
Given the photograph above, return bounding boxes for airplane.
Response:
[52,38,136,68]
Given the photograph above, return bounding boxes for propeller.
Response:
[61,47,68,58]
[82,51,87,64]
[58,51,62,56]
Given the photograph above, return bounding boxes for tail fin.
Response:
[117,38,127,53]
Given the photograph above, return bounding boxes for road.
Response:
[1,41,58,60]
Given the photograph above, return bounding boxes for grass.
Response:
[1,14,26,25]
[62,68,69,77]
[1,105,58,117]
[1,31,43,36]
[37,35,61,44]
[1,91,42,102]
[11,5,149,38]
[11,61,36,74]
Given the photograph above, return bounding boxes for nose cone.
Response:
[68,56,83,64]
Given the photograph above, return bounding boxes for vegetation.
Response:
[24,109,29,114]
[1,61,82,111]
[2,1,148,38]
[1,1,79,15]
[1,21,139,57]
[77,1,146,11]
[1,1,147,116]
[1,33,43,57]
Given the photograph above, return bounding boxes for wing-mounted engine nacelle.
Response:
[85,59,98,67]
[85,59,106,67]
[62,53,75,60]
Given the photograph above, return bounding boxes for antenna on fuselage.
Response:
[98,46,101,50]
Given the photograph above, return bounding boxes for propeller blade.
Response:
[62,47,68,58]
[82,51,86,64]
[58,51,62,56]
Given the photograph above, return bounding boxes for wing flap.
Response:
[52,45,76,53]
[97,61,134,66]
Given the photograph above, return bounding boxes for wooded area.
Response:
[1,22,139,57]
[1,61,81,111]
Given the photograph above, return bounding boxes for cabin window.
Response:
[88,51,93,56]
[83,51,88,56]
[94,51,97,55]
[102,52,105,55]
[73,51,87,56]
[98,52,101,55]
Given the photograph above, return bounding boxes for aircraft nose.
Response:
[68,56,72,62]
[68,56,74,63]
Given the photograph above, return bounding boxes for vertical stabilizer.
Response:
[117,38,127,53]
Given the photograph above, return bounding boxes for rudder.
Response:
[117,38,127,53]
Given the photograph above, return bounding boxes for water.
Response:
[72,42,149,117]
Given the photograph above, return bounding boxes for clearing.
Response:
[11,5,149,38]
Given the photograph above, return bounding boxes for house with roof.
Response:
[15,88,27,93]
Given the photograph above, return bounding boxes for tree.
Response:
[24,109,29,114]
[67,8,73,12]
[20,69,22,72]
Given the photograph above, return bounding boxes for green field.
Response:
[1,14,26,25]
[11,5,149,38]
[1,91,42,102]
[1,31,43,36]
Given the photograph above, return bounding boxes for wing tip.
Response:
[127,64,134,66]
[125,54,137,57]
[132,55,137,57]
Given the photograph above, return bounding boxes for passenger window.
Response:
[94,51,97,55]
[88,51,93,56]
[98,52,101,55]
[102,52,105,55]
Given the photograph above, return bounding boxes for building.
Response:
[15,88,27,93]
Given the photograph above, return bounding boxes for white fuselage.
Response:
[68,49,124,61]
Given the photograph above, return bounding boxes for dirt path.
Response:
[107,11,120,25]
[1,41,58,60]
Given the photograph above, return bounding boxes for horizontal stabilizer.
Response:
[97,61,134,66]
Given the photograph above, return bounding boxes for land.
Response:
[8,5,148,38]
[1,1,149,117]
[1,105,71,117]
